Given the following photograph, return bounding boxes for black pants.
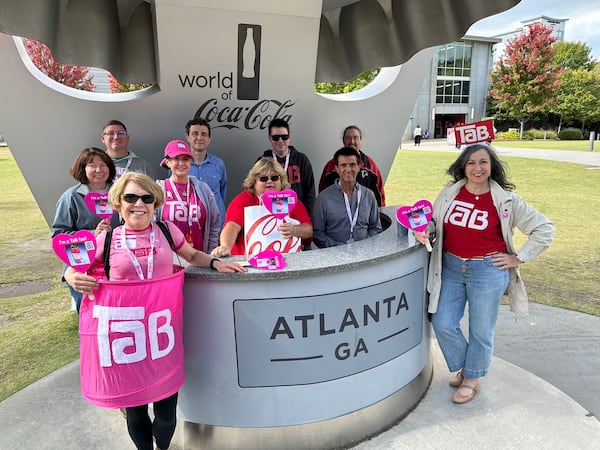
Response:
[125,392,178,450]
[414,135,421,145]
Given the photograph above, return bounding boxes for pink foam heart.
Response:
[84,192,115,220]
[52,230,97,273]
[248,250,286,271]
[262,189,297,219]
[396,200,433,232]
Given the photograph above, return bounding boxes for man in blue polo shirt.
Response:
[184,117,228,227]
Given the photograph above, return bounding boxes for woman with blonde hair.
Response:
[212,157,313,257]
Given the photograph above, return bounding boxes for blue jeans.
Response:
[432,252,509,379]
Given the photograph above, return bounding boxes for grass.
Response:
[0,150,79,401]
[1,142,599,402]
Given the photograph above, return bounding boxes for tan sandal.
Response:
[449,369,464,387]
[452,379,479,404]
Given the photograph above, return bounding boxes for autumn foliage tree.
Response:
[23,39,94,91]
[488,22,562,139]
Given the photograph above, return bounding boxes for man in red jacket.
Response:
[318,125,386,207]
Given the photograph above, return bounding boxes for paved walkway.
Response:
[403,138,600,167]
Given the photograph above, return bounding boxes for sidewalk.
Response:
[2,303,600,449]
[403,138,600,167]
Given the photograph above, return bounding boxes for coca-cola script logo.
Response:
[245,214,301,255]
[194,98,295,130]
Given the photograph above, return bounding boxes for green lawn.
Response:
[1,143,599,402]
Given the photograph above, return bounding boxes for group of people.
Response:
[52,116,554,448]
[50,117,389,450]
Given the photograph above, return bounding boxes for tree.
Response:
[314,68,380,94]
[488,22,562,139]
[553,41,597,71]
[553,68,600,132]
[23,39,94,91]
[108,73,153,93]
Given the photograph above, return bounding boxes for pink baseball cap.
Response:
[161,140,192,167]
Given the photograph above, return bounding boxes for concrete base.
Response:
[176,358,432,450]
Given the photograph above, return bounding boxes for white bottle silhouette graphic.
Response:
[242,28,255,78]
[237,24,261,100]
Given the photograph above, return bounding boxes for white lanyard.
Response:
[272,151,290,172]
[120,223,155,280]
[342,183,362,241]
[114,157,132,177]
[167,178,194,229]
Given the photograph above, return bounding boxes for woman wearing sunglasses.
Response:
[64,172,245,450]
[211,157,313,257]
[156,140,220,254]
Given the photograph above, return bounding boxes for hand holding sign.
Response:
[396,200,433,252]
[84,192,114,220]
[247,250,286,270]
[262,189,297,219]
[52,230,98,299]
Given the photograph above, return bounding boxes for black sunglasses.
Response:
[270,134,289,141]
[258,175,281,182]
[122,194,155,204]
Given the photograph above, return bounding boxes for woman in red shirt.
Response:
[212,157,313,257]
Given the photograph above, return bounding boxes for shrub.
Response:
[495,130,521,140]
[523,131,535,140]
[530,129,558,139]
[558,129,583,140]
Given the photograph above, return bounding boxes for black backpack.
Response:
[103,221,175,280]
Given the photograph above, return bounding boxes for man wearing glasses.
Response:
[100,119,156,180]
[258,118,316,215]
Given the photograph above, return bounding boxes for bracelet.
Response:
[209,258,220,270]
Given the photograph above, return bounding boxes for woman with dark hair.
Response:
[51,147,119,311]
[415,143,554,404]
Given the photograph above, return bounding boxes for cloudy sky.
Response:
[468,0,600,59]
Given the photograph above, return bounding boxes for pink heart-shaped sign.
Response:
[84,192,115,220]
[262,189,297,219]
[52,230,97,273]
[396,200,433,232]
[248,250,286,271]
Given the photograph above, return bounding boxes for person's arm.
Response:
[177,241,246,272]
[509,193,555,262]
[211,221,241,257]
[311,194,342,248]
[368,156,386,207]
[219,160,228,205]
[300,156,316,215]
[367,194,382,236]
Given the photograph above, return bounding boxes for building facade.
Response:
[407,15,567,141]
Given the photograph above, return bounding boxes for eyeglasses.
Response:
[102,130,127,137]
[122,194,155,204]
[270,134,289,141]
[86,163,109,170]
[258,175,281,182]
